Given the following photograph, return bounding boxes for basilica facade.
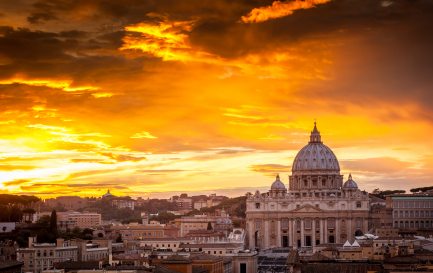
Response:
[246,123,370,249]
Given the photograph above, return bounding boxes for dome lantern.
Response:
[310,121,322,143]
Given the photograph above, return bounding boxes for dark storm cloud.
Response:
[0,26,150,92]
[26,0,265,24]
[300,9,433,121]
[189,0,433,58]
[0,26,73,62]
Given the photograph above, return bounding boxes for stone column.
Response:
[335,219,339,244]
[319,219,325,244]
[363,218,368,235]
[312,219,316,246]
[293,219,298,249]
[289,219,293,247]
[264,220,269,249]
[300,220,305,247]
[277,220,281,247]
[348,218,353,242]
[324,218,328,243]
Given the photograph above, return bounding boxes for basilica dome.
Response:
[343,174,358,189]
[271,174,286,190]
[292,122,340,174]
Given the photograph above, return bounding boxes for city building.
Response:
[0,261,23,273]
[75,239,111,262]
[111,198,135,210]
[17,238,78,273]
[179,242,244,256]
[193,195,227,211]
[173,213,233,237]
[231,251,257,273]
[17,238,112,273]
[0,222,16,233]
[57,211,102,230]
[387,193,433,230]
[194,200,208,210]
[174,194,193,211]
[246,123,370,249]
[111,223,167,240]
[139,238,194,252]
[0,240,18,261]
[368,195,393,232]
[159,254,225,273]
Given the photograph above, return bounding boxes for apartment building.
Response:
[17,238,78,273]
[387,194,433,230]
[57,211,102,230]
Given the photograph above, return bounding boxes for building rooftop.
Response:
[0,261,23,270]
[179,243,242,248]
[190,253,224,261]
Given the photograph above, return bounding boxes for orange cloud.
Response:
[241,0,331,23]
[121,19,213,62]
[130,131,158,139]
[0,77,99,92]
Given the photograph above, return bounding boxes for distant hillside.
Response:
[0,194,40,206]
[196,196,246,218]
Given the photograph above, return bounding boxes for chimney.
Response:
[28,236,36,248]
[56,238,65,247]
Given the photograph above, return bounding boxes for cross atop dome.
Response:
[310,121,322,143]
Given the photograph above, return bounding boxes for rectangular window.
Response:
[304,219,312,229]
[327,218,335,229]
[255,203,261,209]
[281,219,289,229]
[240,263,247,273]
[356,218,362,229]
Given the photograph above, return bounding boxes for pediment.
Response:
[291,204,323,213]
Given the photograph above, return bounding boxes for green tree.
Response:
[150,211,178,224]
[82,228,93,240]
[37,215,51,226]
[50,210,58,237]
[410,186,433,193]
[9,205,23,222]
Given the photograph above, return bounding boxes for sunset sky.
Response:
[0,0,432,198]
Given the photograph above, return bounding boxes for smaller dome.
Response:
[271,174,286,190]
[102,189,114,198]
[343,174,358,189]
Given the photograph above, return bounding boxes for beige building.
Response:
[17,238,78,273]
[173,213,233,237]
[231,252,257,273]
[387,194,433,230]
[111,198,135,210]
[18,238,112,273]
[57,211,102,230]
[179,242,244,256]
[111,223,166,240]
[246,123,370,249]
